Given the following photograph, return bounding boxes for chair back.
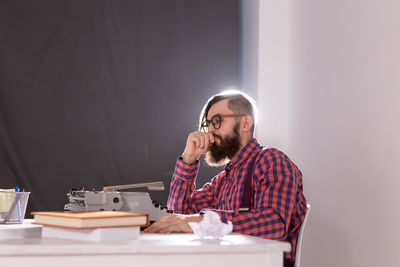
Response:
[295,204,310,267]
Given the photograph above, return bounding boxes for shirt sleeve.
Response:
[167,157,224,214]
[202,149,299,241]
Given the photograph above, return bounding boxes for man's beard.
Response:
[205,123,242,167]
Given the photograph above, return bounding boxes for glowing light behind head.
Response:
[218,89,258,127]
[199,88,258,132]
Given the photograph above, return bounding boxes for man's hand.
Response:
[182,131,215,164]
[144,214,203,233]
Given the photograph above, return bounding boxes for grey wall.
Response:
[0,0,239,215]
[242,0,400,266]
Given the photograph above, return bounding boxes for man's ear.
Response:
[241,115,253,133]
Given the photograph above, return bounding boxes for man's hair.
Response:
[199,90,257,134]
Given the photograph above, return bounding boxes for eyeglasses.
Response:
[200,113,246,132]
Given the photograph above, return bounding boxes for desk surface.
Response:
[0,220,290,256]
[0,220,290,267]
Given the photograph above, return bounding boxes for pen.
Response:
[15,186,21,222]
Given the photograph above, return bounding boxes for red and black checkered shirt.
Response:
[167,138,307,262]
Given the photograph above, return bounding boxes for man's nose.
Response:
[207,125,216,133]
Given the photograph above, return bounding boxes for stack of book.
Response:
[31,211,149,241]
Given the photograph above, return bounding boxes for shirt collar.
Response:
[224,138,260,171]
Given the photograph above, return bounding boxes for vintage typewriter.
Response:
[64,181,170,222]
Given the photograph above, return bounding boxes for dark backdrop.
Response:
[0,0,240,216]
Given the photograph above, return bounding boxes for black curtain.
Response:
[0,0,239,216]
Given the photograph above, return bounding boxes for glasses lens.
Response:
[211,115,221,129]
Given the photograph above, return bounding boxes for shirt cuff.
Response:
[174,157,200,180]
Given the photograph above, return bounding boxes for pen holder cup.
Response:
[0,191,30,224]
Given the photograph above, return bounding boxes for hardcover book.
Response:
[31,211,149,229]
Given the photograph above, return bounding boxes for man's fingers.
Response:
[183,131,213,164]
[208,133,215,143]
[159,225,176,233]
[144,214,178,232]
[144,223,157,232]
[158,220,191,233]
[145,222,168,233]
[193,132,208,149]
[144,216,170,232]
[199,134,205,149]
[143,214,194,234]
[191,133,202,148]
[203,136,209,149]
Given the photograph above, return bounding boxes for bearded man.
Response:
[145,91,307,267]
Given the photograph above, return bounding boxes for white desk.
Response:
[0,220,290,267]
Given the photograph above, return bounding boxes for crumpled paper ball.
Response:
[188,210,233,239]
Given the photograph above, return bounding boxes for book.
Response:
[31,211,149,229]
[41,225,140,241]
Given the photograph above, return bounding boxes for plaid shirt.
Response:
[167,139,307,262]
